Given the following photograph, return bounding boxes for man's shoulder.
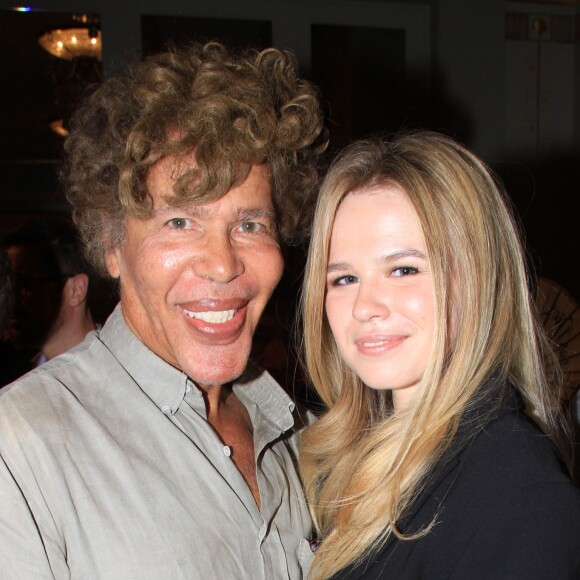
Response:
[0,331,116,424]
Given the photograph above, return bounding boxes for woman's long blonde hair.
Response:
[299,132,563,579]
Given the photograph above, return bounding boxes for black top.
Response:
[332,392,580,579]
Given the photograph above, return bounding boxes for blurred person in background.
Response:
[0,248,14,386]
[0,247,13,336]
[0,219,96,386]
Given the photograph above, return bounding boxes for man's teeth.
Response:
[184,309,236,324]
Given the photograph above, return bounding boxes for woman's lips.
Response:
[354,335,407,355]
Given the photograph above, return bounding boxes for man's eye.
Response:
[166,218,190,229]
[392,266,419,277]
[238,221,266,234]
[331,275,359,287]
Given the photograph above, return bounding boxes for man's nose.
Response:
[352,282,390,322]
[194,232,244,284]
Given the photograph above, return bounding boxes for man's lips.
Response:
[178,299,251,342]
[354,335,407,354]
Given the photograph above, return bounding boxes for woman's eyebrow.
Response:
[377,249,426,264]
[328,249,426,272]
[327,261,352,274]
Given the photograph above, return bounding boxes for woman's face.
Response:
[324,186,436,410]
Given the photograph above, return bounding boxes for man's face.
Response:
[5,245,64,351]
[106,157,284,387]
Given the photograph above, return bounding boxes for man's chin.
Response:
[188,365,247,388]
[174,333,255,386]
[181,354,251,388]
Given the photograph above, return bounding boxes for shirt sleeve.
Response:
[0,454,62,579]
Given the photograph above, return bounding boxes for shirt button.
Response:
[223,445,232,457]
[161,405,171,415]
[185,383,191,393]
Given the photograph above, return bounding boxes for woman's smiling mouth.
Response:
[354,335,407,354]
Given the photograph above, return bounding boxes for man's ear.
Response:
[66,274,89,307]
[105,248,121,279]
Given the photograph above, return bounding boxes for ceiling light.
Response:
[38,27,102,61]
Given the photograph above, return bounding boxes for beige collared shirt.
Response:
[0,305,314,579]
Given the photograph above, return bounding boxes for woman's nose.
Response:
[352,282,390,322]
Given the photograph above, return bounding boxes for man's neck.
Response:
[196,383,243,424]
[197,382,260,507]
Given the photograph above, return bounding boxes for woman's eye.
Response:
[392,266,419,277]
[166,217,190,229]
[331,274,359,287]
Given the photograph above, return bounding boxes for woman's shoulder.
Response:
[373,409,580,579]
[330,408,580,580]
[462,408,572,486]
[451,407,580,539]
[432,409,580,577]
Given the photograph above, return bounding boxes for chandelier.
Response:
[38,27,101,61]
[37,14,103,136]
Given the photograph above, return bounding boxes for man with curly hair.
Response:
[0,42,326,579]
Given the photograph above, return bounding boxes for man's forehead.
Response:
[145,157,274,211]
[146,150,271,181]
[144,151,196,185]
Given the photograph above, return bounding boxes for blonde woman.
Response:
[300,132,580,579]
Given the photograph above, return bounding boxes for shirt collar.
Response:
[234,360,296,434]
[98,304,296,433]
[98,304,188,415]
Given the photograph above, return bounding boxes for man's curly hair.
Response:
[63,42,327,275]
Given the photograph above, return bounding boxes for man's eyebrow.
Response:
[236,208,277,222]
[150,204,204,219]
[151,205,276,218]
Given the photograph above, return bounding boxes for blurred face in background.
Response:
[5,244,64,351]
[324,186,436,411]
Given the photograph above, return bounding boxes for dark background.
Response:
[0,0,578,306]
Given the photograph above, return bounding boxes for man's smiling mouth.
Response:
[183,309,236,324]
